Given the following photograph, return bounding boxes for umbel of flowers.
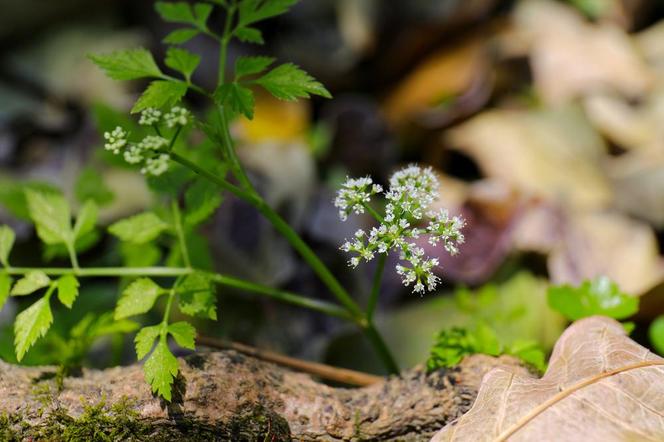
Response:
[103,106,191,176]
[335,165,465,294]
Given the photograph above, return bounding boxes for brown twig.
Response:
[197,334,384,387]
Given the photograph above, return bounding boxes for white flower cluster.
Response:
[138,107,191,128]
[334,177,383,221]
[102,128,170,176]
[336,164,465,294]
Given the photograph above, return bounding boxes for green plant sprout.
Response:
[0,0,465,401]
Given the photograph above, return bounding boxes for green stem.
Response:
[218,4,235,85]
[171,200,191,268]
[170,152,364,319]
[216,106,254,190]
[362,202,384,223]
[366,253,386,321]
[162,276,183,329]
[208,274,353,320]
[66,242,79,271]
[364,323,399,374]
[5,266,347,320]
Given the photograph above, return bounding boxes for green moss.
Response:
[0,399,292,441]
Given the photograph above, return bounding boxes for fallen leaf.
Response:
[513,0,653,104]
[432,316,664,442]
[447,105,611,209]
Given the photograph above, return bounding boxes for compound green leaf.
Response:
[547,276,638,321]
[73,200,98,240]
[135,324,162,359]
[11,271,51,296]
[256,63,331,101]
[131,80,188,114]
[109,212,169,244]
[143,339,179,401]
[114,278,165,319]
[178,272,216,320]
[89,48,163,81]
[214,82,255,119]
[168,321,196,350]
[25,189,72,245]
[235,55,274,78]
[165,47,200,81]
[0,225,15,268]
[163,28,200,44]
[57,274,79,309]
[14,296,53,361]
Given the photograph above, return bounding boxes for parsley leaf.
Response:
[168,321,196,350]
[178,272,217,320]
[256,63,331,101]
[165,47,200,81]
[114,278,165,319]
[11,271,51,296]
[57,274,79,309]
[237,0,298,27]
[135,325,162,360]
[131,80,188,114]
[547,276,638,321]
[143,339,179,401]
[0,225,15,268]
[235,55,274,78]
[89,48,163,81]
[109,212,170,244]
[234,27,264,44]
[214,83,255,119]
[25,189,72,245]
[184,179,223,227]
[163,28,200,45]
[73,200,98,240]
[14,296,53,361]
[0,273,12,310]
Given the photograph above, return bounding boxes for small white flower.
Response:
[123,144,144,164]
[141,153,170,176]
[164,106,191,128]
[139,108,162,126]
[103,126,127,154]
[139,135,168,151]
[334,176,382,221]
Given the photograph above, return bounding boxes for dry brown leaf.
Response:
[513,0,653,104]
[447,106,611,209]
[383,37,490,127]
[432,316,664,442]
[548,210,664,295]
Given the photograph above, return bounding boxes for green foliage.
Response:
[234,26,264,44]
[214,82,255,119]
[25,190,71,245]
[0,273,11,310]
[177,272,217,320]
[114,278,165,319]
[235,55,275,78]
[73,201,98,240]
[237,0,298,27]
[163,28,200,44]
[168,321,196,349]
[165,47,200,82]
[88,49,162,81]
[255,63,332,101]
[11,271,51,296]
[143,340,179,401]
[155,2,212,29]
[56,275,79,309]
[14,296,53,361]
[131,80,188,113]
[427,322,547,373]
[108,212,169,244]
[75,168,115,206]
[0,225,15,268]
[134,325,162,359]
[649,315,664,356]
[184,179,223,227]
[547,276,638,321]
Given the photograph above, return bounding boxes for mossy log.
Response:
[0,349,527,441]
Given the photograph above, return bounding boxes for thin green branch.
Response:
[362,202,384,224]
[209,274,354,321]
[364,323,400,374]
[66,242,79,271]
[171,200,191,268]
[366,253,386,321]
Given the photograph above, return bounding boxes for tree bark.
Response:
[0,349,527,441]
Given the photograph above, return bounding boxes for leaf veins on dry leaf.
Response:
[432,316,664,441]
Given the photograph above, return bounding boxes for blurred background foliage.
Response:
[2,0,664,375]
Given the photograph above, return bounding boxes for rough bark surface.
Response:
[0,349,528,441]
